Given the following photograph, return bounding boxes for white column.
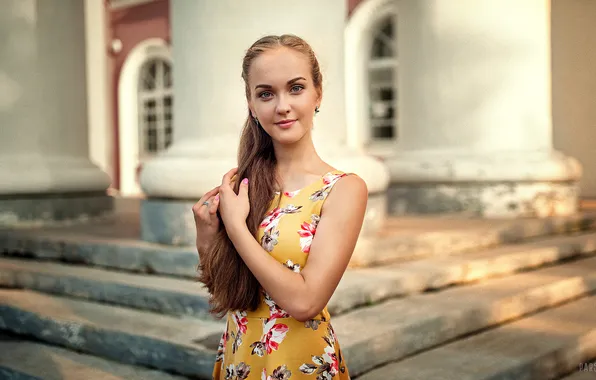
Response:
[139,0,389,246]
[140,0,389,198]
[85,0,114,183]
[387,0,581,217]
[0,0,112,223]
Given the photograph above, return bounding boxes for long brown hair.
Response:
[197,35,324,317]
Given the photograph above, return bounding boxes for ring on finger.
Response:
[202,201,209,206]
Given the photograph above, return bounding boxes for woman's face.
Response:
[247,47,321,146]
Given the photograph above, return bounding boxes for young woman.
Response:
[193,34,367,380]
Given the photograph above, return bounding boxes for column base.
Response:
[389,182,579,218]
[0,192,113,227]
[140,192,387,247]
[386,150,582,218]
[0,155,112,194]
[139,133,390,245]
[140,198,195,246]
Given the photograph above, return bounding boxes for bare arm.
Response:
[226,175,368,321]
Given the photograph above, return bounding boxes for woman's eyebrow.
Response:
[255,77,306,90]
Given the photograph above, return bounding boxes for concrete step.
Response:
[334,255,596,377]
[331,231,596,314]
[2,232,595,319]
[1,213,594,276]
[0,289,222,379]
[0,334,186,380]
[356,213,596,266]
[2,256,596,379]
[0,257,213,319]
[0,229,198,278]
[357,295,596,380]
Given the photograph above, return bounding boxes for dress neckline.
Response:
[274,169,340,196]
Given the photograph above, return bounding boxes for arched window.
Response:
[368,17,397,141]
[138,58,173,158]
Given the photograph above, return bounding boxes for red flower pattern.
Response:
[232,311,248,335]
[262,319,289,354]
[297,214,320,253]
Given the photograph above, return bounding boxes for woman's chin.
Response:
[272,130,310,145]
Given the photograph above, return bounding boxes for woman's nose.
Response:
[276,96,291,114]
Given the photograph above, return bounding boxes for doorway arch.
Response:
[345,0,397,157]
[118,38,172,196]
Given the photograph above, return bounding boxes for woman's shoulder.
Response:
[321,171,367,205]
[331,172,367,194]
[319,172,368,218]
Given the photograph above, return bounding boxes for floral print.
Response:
[309,173,347,202]
[283,259,301,273]
[263,319,289,354]
[230,330,243,354]
[249,319,289,357]
[299,326,346,379]
[212,170,350,380]
[232,311,249,335]
[263,292,290,320]
[260,205,302,252]
[226,362,251,380]
[260,205,302,232]
[304,319,323,331]
[283,190,301,198]
[298,214,320,253]
[229,311,248,353]
[215,328,228,362]
[262,366,292,380]
[261,229,280,252]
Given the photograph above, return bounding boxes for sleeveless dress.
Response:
[212,170,351,380]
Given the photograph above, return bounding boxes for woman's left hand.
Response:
[218,167,251,231]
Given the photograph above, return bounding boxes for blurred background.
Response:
[1,1,596,379]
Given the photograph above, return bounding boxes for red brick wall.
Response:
[348,0,367,17]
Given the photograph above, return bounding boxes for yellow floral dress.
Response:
[212,170,351,380]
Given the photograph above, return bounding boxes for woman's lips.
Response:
[275,119,296,129]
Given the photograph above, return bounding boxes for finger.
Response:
[193,186,219,216]
[200,195,216,221]
[221,168,238,190]
[209,193,220,216]
[196,186,220,207]
[238,177,249,198]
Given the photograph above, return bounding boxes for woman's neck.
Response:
[272,138,330,189]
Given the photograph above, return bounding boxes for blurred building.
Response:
[2,0,595,235]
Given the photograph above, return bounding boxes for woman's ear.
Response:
[315,92,322,107]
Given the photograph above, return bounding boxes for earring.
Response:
[315,106,320,115]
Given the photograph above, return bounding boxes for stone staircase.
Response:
[1,208,596,379]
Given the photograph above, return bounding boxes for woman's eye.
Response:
[258,91,273,99]
[290,85,304,93]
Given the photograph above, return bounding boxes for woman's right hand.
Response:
[192,186,221,253]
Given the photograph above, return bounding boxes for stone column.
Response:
[139,0,389,246]
[387,0,581,218]
[0,0,112,226]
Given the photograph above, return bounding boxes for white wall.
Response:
[552,0,596,198]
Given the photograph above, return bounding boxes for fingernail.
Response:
[214,194,219,201]
[242,178,249,185]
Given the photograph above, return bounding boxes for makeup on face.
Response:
[248,48,320,141]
